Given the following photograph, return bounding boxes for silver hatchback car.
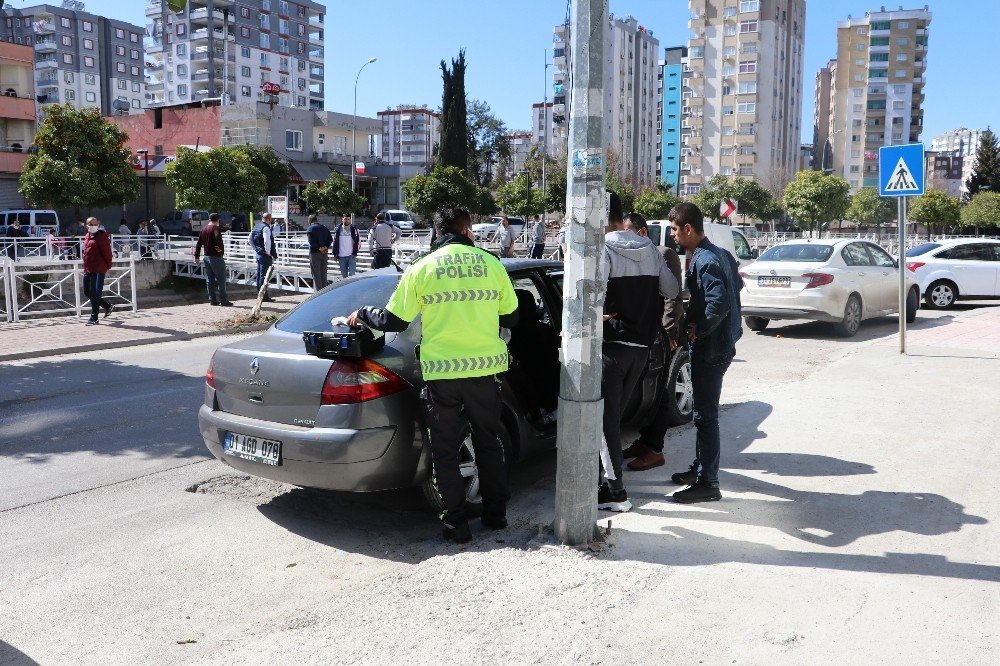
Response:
[199,260,692,509]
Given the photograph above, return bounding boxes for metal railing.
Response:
[1,235,171,264]
[2,259,137,323]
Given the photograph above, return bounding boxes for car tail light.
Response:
[205,351,217,388]
[803,272,834,289]
[321,358,410,405]
[906,262,925,272]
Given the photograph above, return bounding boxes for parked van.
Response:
[0,209,60,236]
[160,209,210,235]
[647,220,755,268]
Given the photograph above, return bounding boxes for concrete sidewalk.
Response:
[0,292,309,363]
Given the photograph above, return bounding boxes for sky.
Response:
[38,0,1000,144]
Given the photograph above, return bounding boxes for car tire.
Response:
[925,279,958,310]
[420,422,513,514]
[664,347,693,426]
[905,287,918,324]
[833,294,862,338]
[744,316,770,332]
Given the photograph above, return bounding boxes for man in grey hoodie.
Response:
[598,192,680,512]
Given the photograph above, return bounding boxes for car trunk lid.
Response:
[742,262,828,299]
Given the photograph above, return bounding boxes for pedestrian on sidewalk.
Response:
[331,214,360,281]
[5,219,27,261]
[251,213,278,302]
[529,215,546,259]
[367,213,399,269]
[620,212,685,472]
[306,214,333,289]
[194,213,232,306]
[598,193,680,513]
[668,202,743,504]
[81,217,114,325]
[496,216,515,258]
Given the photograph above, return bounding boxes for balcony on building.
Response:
[553,47,566,69]
[688,13,706,31]
[33,37,57,54]
[32,16,55,34]
[189,6,228,26]
[34,58,58,72]
[308,28,323,45]
[309,64,323,81]
[309,47,323,62]
[191,45,234,63]
[36,90,59,104]
[191,26,233,43]
[146,0,162,16]
[308,9,324,26]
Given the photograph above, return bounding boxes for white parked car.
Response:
[380,210,417,230]
[741,239,919,337]
[472,216,525,241]
[647,220,755,268]
[904,239,1000,309]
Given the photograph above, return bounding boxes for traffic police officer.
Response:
[348,205,519,544]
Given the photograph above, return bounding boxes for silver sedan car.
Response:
[198,260,691,510]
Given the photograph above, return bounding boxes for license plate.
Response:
[757,276,791,288]
[224,432,281,466]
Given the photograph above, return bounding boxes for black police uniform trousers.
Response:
[423,374,510,526]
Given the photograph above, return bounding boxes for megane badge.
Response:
[250,357,260,375]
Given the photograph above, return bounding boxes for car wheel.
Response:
[665,347,693,426]
[744,316,770,332]
[420,424,512,514]
[925,280,957,309]
[905,287,918,324]
[833,294,862,338]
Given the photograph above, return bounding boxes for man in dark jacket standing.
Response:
[306,214,334,289]
[620,212,685,472]
[668,202,743,503]
[330,214,361,280]
[251,213,278,301]
[82,217,114,325]
[598,193,680,513]
[194,212,231,306]
[5,219,27,261]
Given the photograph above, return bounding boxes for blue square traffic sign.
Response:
[879,143,925,197]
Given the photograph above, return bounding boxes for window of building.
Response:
[298,60,306,71]
[892,100,905,110]
[870,68,887,78]
[132,81,141,92]
[739,60,756,73]
[724,7,736,18]
[279,38,288,52]
[130,66,138,76]
[176,44,186,56]
[83,20,93,32]
[854,73,864,82]
[85,73,95,85]
[260,33,270,49]
[260,53,270,68]
[298,95,306,107]
[115,27,124,38]
[64,71,74,84]
[241,46,251,58]
[116,45,126,56]
[738,81,757,94]
[892,132,903,141]
[898,21,909,29]
[65,88,75,100]
[241,27,250,38]
[241,7,250,18]
[60,17,72,28]
[897,38,908,46]
[178,84,188,97]
[723,105,734,115]
[285,129,302,151]
[279,0,289,14]
[870,36,890,46]
[856,43,866,51]
[177,64,188,76]
[298,24,305,36]
[870,52,888,62]
[61,35,72,47]
[896,53,908,61]
[724,25,736,36]
[260,14,270,29]
[895,69,907,78]
[738,102,756,113]
[131,49,140,60]
[852,88,864,97]
[721,167,733,175]
[85,91,96,103]
[739,20,758,33]
[721,147,735,156]
[298,77,306,89]
[83,38,94,50]
[62,53,74,65]
[176,24,186,36]
[690,46,704,58]
[130,32,139,43]
[117,62,126,73]
[118,79,127,90]
[241,66,251,77]
[84,56,94,68]
[741,43,758,55]
[279,19,288,34]
[740,0,760,11]
[722,127,735,136]
[723,65,735,76]
[722,84,733,95]
[242,85,252,97]
[856,27,866,35]
[279,75,289,87]
[892,84,906,94]
[132,98,141,109]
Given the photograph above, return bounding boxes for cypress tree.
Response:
[439,50,468,173]
[966,127,1000,198]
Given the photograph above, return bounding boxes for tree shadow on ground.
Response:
[0,640,42,666]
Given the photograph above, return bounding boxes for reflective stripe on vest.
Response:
[420,289,501,305]
[420,354,509,377]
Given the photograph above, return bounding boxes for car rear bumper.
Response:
[741,306,842,323]
[198,404,426,492]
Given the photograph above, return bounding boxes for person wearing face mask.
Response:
[347,205,520,544]
[81,216,114,325]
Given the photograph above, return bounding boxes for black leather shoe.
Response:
[671,462,699,486]
[481,514,508,530]
[443,522,472,544]
[672,481,722,504]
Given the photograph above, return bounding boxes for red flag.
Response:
[355,162,365,175]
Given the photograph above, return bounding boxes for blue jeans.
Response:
[202,255,228,303]
[256,254,273,296]
[337,255,356,279]
[690,348,733,487]
[82,272,110,320]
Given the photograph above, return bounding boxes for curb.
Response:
[0,321,274,364]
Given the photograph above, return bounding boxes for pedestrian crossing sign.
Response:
[879,143,925,197]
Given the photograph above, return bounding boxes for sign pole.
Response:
[898,196,907,354]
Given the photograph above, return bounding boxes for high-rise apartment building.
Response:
[0,42,37,204]
[508,130,533,178]
[657,46,688,192]
[822,7,931,191]
[552,14,660,187]
[378,105,439,167]
[145,0,325,110]
[812,59,834,170]
[682,0,805,196]
[4,4,145,115]
[932,128,983,195]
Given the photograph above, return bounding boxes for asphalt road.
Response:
[1,304,995,664]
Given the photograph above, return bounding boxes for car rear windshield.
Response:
[906,243,942,257]
[275,275,401,334]
[758,244,834,262]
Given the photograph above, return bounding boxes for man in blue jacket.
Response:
[668,202,743,503]
[306,214,334,290]
[251,213,278,301]
[330,214,360,280]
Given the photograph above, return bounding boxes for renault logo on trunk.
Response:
[250,358,260,375]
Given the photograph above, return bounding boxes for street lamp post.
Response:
[352,57,377,221]
[137,149,150,222]
[542,51,552,203]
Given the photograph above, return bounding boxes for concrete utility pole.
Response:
[554,0,607,546]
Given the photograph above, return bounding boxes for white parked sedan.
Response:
[904,239,1000,309]
[741,239,920,337]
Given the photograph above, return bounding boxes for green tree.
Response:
[299,171,365,215]
[166,0,187,10]
[466,99,510,188]
[495,174,544,219]
[634,185,680,220]
[908,189,961,238]
[20,104,140,221]
[544,167,567,214]
[782,170,851,234]
[692,174,732,222]
[965,127,1000,199]
[401,165,481,219]
[693,175,775,223]
[439,50,468,172]
[231,144,291,196]
[960,191,1000,235]
[523,144,561,188]
[472,185,498,217]
[165,145,266,213]
[606,171,636,214]
[846,187,895,237]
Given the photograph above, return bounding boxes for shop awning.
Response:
[290,161,334,183]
